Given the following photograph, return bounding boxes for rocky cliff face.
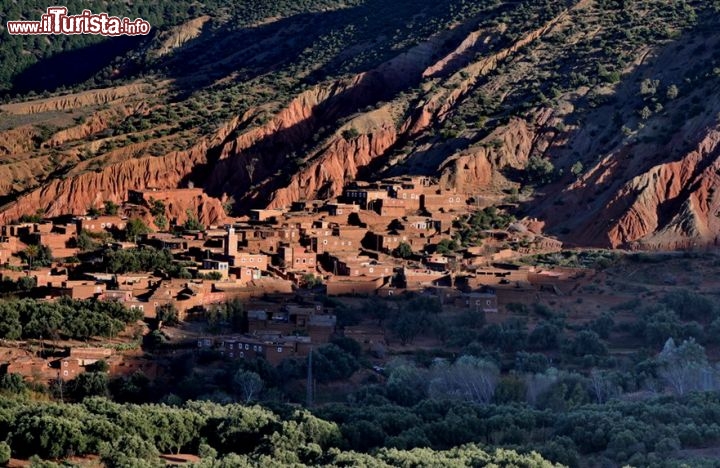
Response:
[268,108,399,208]
[565,128,720,249]
[0,147,202,224]
[0,84,152,115]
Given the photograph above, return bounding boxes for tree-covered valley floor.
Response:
[1,250,720,467]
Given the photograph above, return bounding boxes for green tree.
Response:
[342,128,360,140]
[570,161,584,178]
[435,239,458,254]
[156,303,179,326]
[386,362,428,406]
[154,214,167,231]
[302,274,321,289]
[393,242,413,259]
[526,156,556,185]
[0,373,26,394]
[17,275,36,291]
[125,218,151,242]
[0,442,9,467]
[104,201,119,216]
[149,199,165,217]
[183,211,204,231]
[21,244,40,269]
[72,372,109,399]
[528,321,561,351]
[390,308,429,345]
[87,360,109,373]
[100,434,162,468]
[564,330,607,357]
[312,344,359,383]
[362,297,392,325]
[76,230,98,251]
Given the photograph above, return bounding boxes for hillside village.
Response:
[0,176,586,385]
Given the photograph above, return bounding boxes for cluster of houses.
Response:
[0,176,581,382]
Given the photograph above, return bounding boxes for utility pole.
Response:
[57,372,63,403]
[306,347,313,407]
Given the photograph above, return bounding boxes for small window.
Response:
[229,353,234,358]
[229,344,234,349]
[63,361,68,367]
[258,346,263,352]
[240,351,244,357]
[63,370,68,376]
[277,347,283,353]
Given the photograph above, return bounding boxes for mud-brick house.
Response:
[363,231,412,253]
[201,259,230,279]
[1,223,34,239]
[325,203,360,217]
[229,252,269,271]
[457,292,499,313]
[230,266,263,285]
[325,254,393,278]
[220,334,312,365]
[107,354,160,378]
[59,280,106,299]
[278,246,317,273]
[342,185,388,210]
[0,235,20,262]
[0,247,10,265]
[247,304,337,343]
[401,268,451,289]
[376,198,412,217]
[249,209,285,223]
[387,183,424,211]
[326,275,386,296]
[6,356,53,382]
[76,215,127,235]
[421,191,466,213]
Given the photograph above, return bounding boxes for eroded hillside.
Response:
[1,0,719,248]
